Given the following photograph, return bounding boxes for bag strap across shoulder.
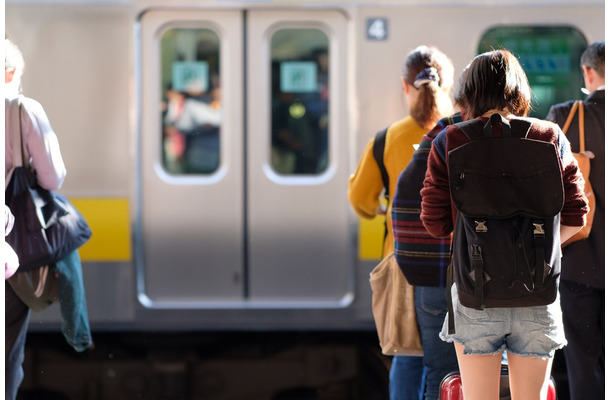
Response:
[6,97,26,187]
[372,127,390,253]
[9,96,26,169]
[562,100,586,152]
[372,127,389,201]
[452,118,484,141]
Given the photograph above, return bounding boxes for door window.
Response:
[270,29,329,175]
[160,28,221,174]
[478,26,588,118]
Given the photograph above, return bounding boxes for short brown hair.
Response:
[455,50,531,120]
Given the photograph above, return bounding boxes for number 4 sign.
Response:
[366,18,388,41]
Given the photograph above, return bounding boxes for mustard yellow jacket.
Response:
[348,116,427,257]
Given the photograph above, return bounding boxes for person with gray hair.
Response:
[5,36,68,400]
[546,40,605,400]
[5,37,25,96]
[5,37,94,399]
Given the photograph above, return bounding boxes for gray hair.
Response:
[5,38,25,73]
[5,38,25,95]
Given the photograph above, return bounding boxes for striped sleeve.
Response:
[392,137,451,287]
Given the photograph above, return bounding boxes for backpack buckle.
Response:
[533,222,545,237]
[475,220,487,233]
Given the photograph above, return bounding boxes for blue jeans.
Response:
[5,282,31,400]
[441,284,565,358]
[415,286,459,400]
[389,355,424,400]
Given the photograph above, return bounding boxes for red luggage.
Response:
[440,373,464,400]
[440,366,557,400]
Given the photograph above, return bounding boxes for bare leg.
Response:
[506,352,553,400]
[454,342,502,400]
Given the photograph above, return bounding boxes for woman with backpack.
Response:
[420,49,588,399]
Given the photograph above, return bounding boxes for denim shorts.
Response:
[439,284,566,359]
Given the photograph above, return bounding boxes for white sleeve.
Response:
[21,97,67,190]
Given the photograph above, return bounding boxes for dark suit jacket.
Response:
[546,89,605,288]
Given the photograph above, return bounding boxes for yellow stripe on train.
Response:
[71,197,385,262]
[358,215,385,261]
[69,198,131,261]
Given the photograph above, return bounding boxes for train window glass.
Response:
[270,28,329,175]
[160,28,221,175]
[478,26,588,119]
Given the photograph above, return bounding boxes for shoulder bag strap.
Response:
[11,97,26,168]
[577,100,585,152]
[7,97,25,188]
[561,101,579,133]
[560,100,586,152]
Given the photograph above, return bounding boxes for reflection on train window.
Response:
[271,29,329,175]
[160,28,221,175]
[479,26,588,119]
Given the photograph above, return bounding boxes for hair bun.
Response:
[413,67,440,89]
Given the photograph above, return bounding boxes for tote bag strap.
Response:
[8,96,26,169]
[6,98,22,187]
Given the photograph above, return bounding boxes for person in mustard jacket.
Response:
[348,45,454,400]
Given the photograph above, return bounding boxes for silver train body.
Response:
[6,1,604,398]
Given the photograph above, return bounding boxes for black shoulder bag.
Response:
[6,96,92,311]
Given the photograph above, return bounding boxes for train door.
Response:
[246,10,351,304]
[137,9,352,307]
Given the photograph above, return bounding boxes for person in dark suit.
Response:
[546,41,605,400]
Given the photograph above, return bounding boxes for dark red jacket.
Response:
[420,116,588,239]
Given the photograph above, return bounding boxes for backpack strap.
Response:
[372,128,389,201]
[561,100,586,152]
[508,118,533,139]
[532,219,549,291]
[452,118,484,141]
[372,127,389,250]
[470,244,485,309]
[446,257,455,334]
[454,114,532,141]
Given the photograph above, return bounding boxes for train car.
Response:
[5,0,604,398]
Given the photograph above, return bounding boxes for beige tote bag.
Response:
[370,252,423,356]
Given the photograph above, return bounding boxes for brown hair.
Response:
[402,45,454,129]
[455,49,531,120]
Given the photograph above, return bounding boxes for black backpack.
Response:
[446,114,564,332]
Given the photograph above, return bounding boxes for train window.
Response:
[160,28,221,175]
[270,28,329,175]
[478,26,588,119]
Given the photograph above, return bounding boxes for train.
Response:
[5,0,604,399]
